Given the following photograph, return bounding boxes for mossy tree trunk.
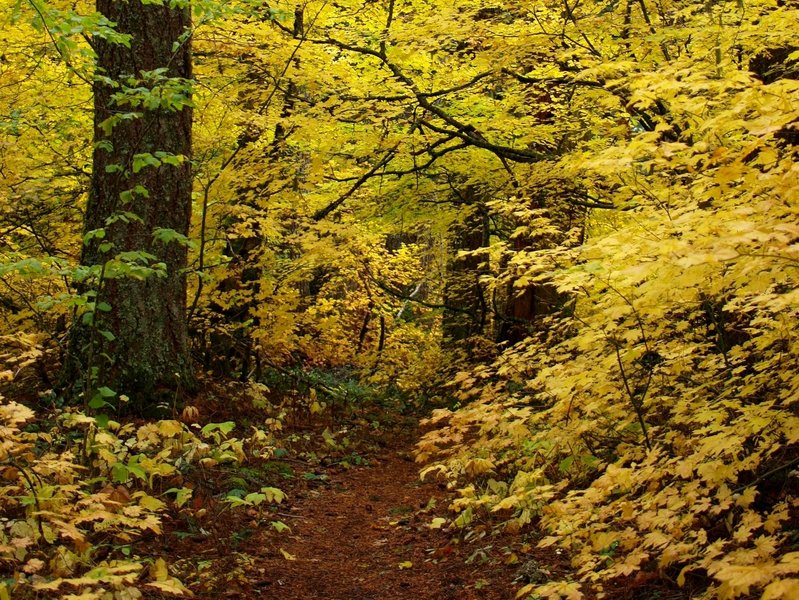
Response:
[67,0,195,408]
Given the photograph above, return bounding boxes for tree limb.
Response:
[313,150,397,220]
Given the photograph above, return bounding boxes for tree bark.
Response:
[66,0,195,407]
[442,190,489,345]
[495,196,585,345]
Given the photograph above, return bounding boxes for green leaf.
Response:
[154,151,185,166]
[224,489,249,507]
[271,521,291,533]
[152,228,195,248]
[244,492,266,506]
[164,487,193,508]
[95,140,113,153]
[201,421,235,436]
[454,506,473,528]
[559,456,575,472]
[126,460,146,481]
[106,211,144,225]
[111,463,129,483]
[0,258,47,277]
[83,228,105,245]
[88,392,108,408]
[132,153,161,173]
[260,487,286,503]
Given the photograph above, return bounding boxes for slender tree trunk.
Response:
[442,190,489,345]
[66,1,195,407]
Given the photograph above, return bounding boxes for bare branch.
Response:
[313,150,397,220]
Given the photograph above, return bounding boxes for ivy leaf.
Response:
[132,153,161,173]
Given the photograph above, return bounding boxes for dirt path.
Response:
[157,423,663,600]
[243,440,518,600]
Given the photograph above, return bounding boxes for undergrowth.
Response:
[0,385,282,599]
[415,71,799,600]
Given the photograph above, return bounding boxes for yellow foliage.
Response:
[412,2,799,599]
[0,391,272,597]
[2,0,799,597]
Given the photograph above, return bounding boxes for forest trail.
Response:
[235,429,518,600]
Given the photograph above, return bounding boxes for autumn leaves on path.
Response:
[245,440,518,600]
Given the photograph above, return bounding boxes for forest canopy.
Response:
[1,0,798,598]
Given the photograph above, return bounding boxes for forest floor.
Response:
[4,372,692,600]
[145,405,544,599]
[239,430,520,599]
[139,398,684,600]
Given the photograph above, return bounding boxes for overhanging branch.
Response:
[312,149,397,221]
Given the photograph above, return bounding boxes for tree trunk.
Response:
[442,191,489,345]
[495,197,585,344]
[66,0,195,407]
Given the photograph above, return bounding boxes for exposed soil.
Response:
[246,442,517,600]
[140,389,687,600]
[152,420,530,599]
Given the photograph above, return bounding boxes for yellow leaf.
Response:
[22,558,44,574]
[516,583,535,598]
[398,561,413,569]
[420,464,447,480]
[151,558,169,581]
[538,536,559,548]
[493,495,522,512]
[147,579,194,596]
[464,458,495,477]
[261,487,286,503]
[115,586,145,600]
[764,579,799,600]
[59,591,104,599]
[156,420,184,437]
[526,581,584,599]
[134,492,165,511]
[280,548,296,560]
[713,564,771,596]
[735,486,757,509]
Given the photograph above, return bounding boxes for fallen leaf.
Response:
[280,548,297,561]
